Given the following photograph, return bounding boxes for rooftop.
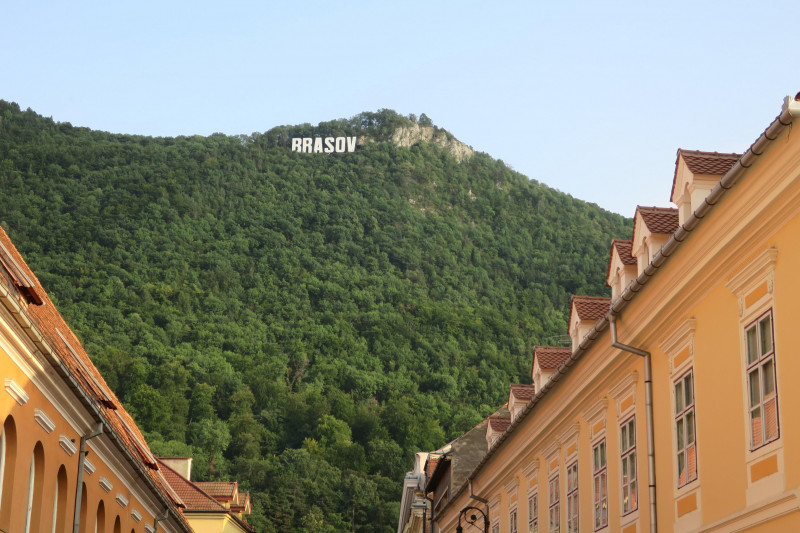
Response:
[532,346,571,370]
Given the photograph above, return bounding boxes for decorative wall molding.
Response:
[34,408,55,433]
[84,458,96,475]
[131,510,142,522]
[99,477,113,493]
[116,493,129,507]
[59,435,77,456]
[660,318,697,356]
[4,377,29,405]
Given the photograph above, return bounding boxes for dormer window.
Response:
[606,239,637,300]
[568,296,611,351]
[531,346,571,390]
[671,150,740,225]
[631,206,679,276]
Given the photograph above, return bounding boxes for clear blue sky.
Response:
[3,1,798,215]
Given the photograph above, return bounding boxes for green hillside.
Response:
[0,101,630,532]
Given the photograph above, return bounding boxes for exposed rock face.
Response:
[390,124,474,163]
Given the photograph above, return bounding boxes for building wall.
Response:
[435,101,800,533]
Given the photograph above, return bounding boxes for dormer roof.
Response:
[487,416,511,433]
[636,206,679,235]
[671,149,740,203]
[568,295,611,328]
[532,346,571,370]
[606,239,636,285]
[509,384,536,402]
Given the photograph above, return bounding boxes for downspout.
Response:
[610,316,656,533]
[425,493,434,533]
[153,509,170,533]
[73,422,104,533]
[468,479,489,520]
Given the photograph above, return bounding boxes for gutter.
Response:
[73,422,104,533]
[441,93,800,519]
[610,317,656,533]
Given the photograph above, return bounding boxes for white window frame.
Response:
[592,439,608,530]
[674,369,698,487]
[548,474,560,533]
[745,310,779,450]
[509,506,518,533]
[620,417,637,515]
[528,492,538,533]
[566,461,578,533]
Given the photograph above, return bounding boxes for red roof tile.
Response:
[612,239,636,265]
[158,460,226,512]
[488,417,511,433]
[637,206,679,234]
[532,346,571,370]
[509,384,536,401]
[681,150,740,175]
[671,149,741,203]
[0,226,189,529]
[195,481,237,500]
[571,295,611,321]
[606,239,636,285]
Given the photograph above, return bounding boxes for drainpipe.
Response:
[73,422,104,533]
[468,479,489,520]
[153,509,170,533]
[610,316,657,533]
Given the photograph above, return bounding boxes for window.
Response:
[548,475,560,533]
[566,462,578,533]
[492,522,500,533]
[745,311,779,449]
[592,440,608,529]
[509,508,518,533]
[528,493,538,533]
[620,418,637,514]
[675,371,697,486]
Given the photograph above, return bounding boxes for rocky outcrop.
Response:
[389,124,474,163]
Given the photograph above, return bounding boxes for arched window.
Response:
[52,466,69,533]
[0,416,17,530]
[95,500,106,533]
[113,515,121,533]
[24,442,45,533]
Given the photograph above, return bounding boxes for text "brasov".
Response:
[291,137,357,154]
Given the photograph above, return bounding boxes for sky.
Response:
[3,1,798,215]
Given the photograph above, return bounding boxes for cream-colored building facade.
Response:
[434,94,800,533]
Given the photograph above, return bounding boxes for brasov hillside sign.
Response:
[291,136,357,154]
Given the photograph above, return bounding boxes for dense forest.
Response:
[0,101,630,532]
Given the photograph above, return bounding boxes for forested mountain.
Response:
[0,101,630,532]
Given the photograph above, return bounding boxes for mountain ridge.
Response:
[0,100,630,533]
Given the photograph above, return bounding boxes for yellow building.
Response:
[157,458,254,533]
[0,226,192,532]
[433,93,800,533]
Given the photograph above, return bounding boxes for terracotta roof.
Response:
[195,481,237,499]
[637,206,679,235]
[571,295,611,321]
[681,149,740,175]
[0,226,189,529]
[532,346,571,370]
[606,239,636,285]
[509,384,536,400]
[487,417,511,433]
[671,149,741,201]
[158,460,226,512]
